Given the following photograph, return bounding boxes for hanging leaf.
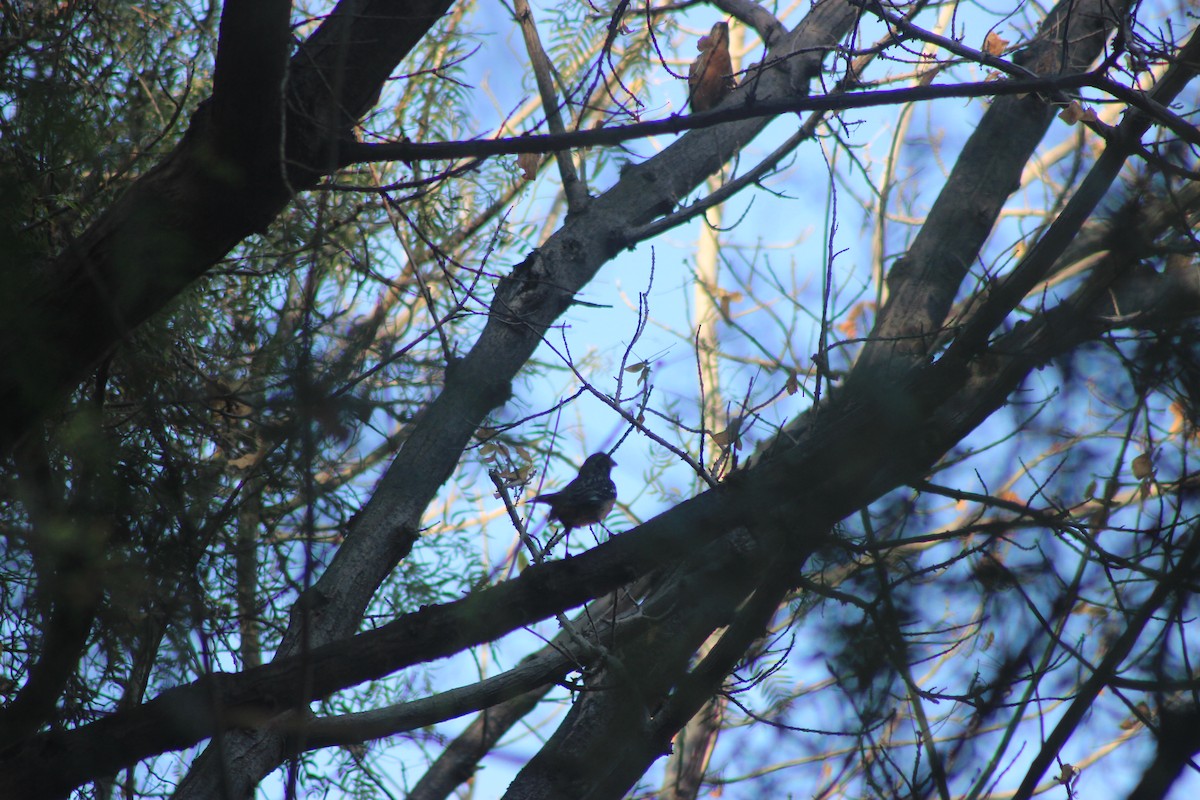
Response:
[916,49,943,87]
[983,31,1009,55]
[1058,101,1098,125]
[785,371,800,396]
[1131,452,1154,480]
[687,21,735,112]
[516,152,540,181]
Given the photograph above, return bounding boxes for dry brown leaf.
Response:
[837,302,868,337]
[228,449,266,471]
[715,287,742,318]
[1168,400,1187,436]
[983,31,1009,56]
[687,21,734,113]
[712,418,743,450]
[1131,452,1154,480]
[1058,101,1099,125]
[916,49,943,87]
[1055,763,1079,787]
[516,152,540,181]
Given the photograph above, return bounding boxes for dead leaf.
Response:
[228,449,266,471]
[1120,702,1149,730]
[1169,400,1187,436]
[1131,452,1154,480]
[785,372,800,396]
[516,152,540,181]
[983,31,1009,56]
[916,49,943,87]
[688,21,735,113]
[715,287,742,319]
[837,302,869,337]
[1055,762,1079,787]
[712,418,743,449]
[1058,101,1098,125]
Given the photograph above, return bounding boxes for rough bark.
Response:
[2,217,1196,798]
[171,1,862,795]
[854,0,1124,375]
[6,1,1200,798]
[1124,701,1200,800]
[0,0,454,453]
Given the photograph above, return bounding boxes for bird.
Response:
[687,21,735,113]
[530,452,617,550]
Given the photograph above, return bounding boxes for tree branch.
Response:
[853,0,1125,376]
[0,0,453,454]
[337,73,1106,165]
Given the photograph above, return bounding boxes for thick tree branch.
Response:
[0,0,453,454]
[292,577,648,755]
[501,527,781,799]
[403,580,649,800]
[580,549,802,800]
[3,226,1197,798]
[854,0,1125,375]
[8,3,1198,798]
[945,27,1200,363]
[512,0,589,211]
[1011,531,1200,800]
[337,73,1106,164]
[169,2,864,795]
[1124,701,1200,800]
[209,0,291,167]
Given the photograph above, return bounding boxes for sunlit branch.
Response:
[337,73,1106,166]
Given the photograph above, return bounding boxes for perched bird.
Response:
[530,452,617,548]
[687,21,735,113]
